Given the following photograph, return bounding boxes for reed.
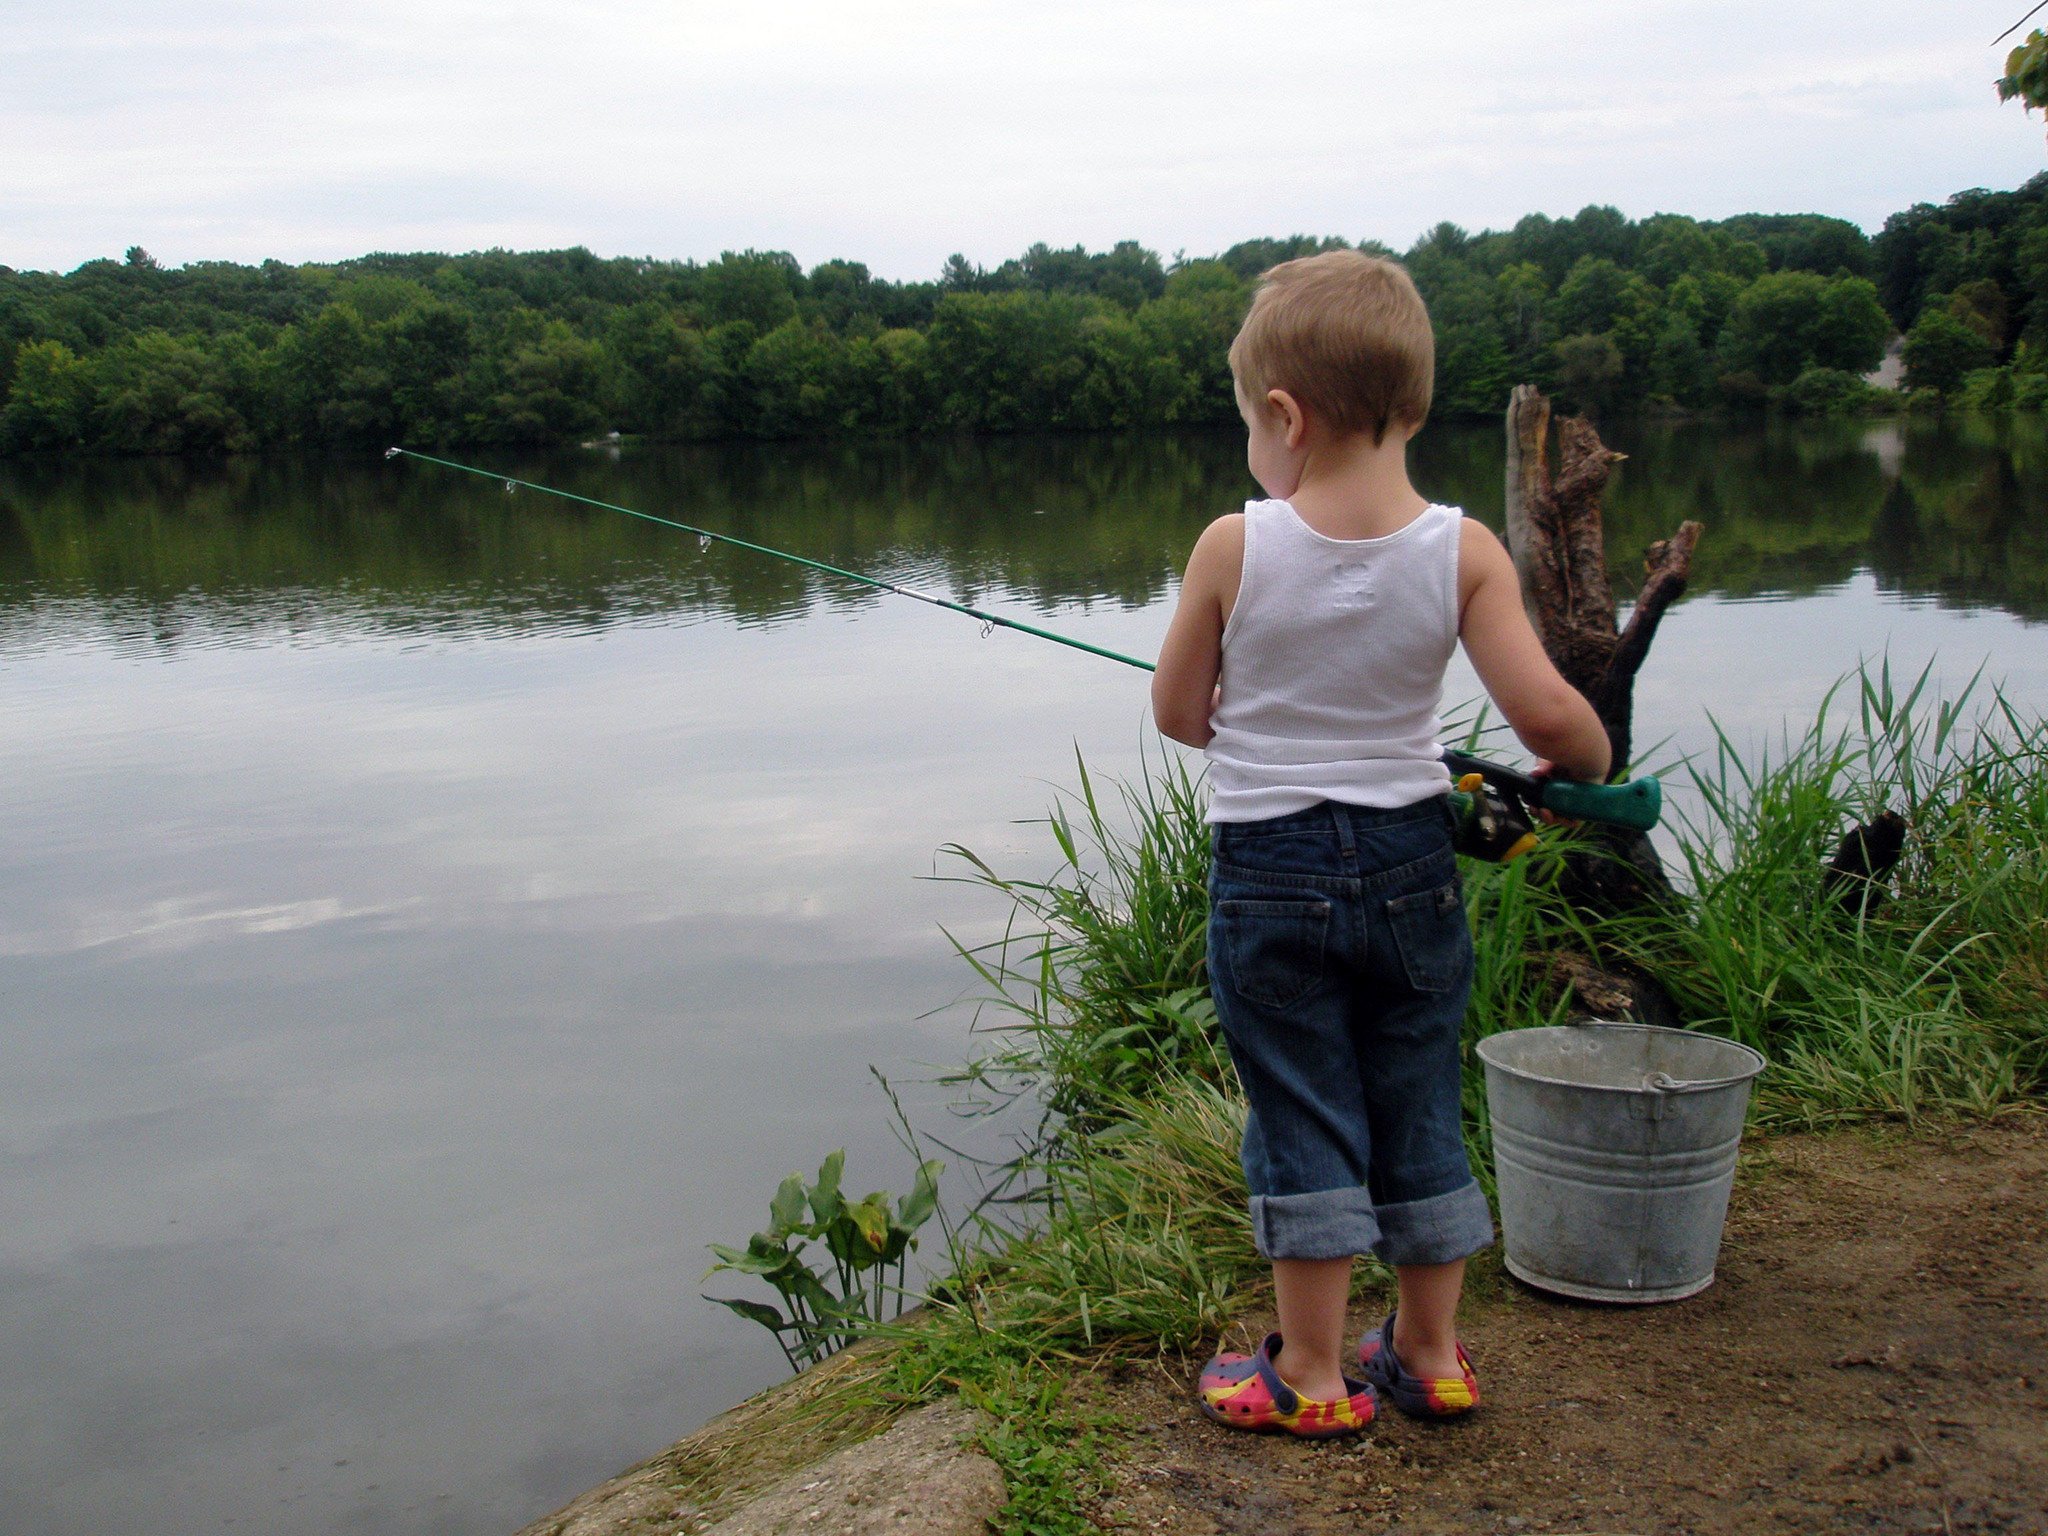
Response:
[923,660,2046,1352]
[935,743,1219,1128]
[1587,662,2047,1126]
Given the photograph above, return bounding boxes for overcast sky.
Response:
[6,1,2046,280]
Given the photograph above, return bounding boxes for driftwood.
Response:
[1502,386,1701,919]
[1822,809,1908,917]
[1503,385,1701,777]
[1503,387,1907,1009]
[1544,950,1684,1031]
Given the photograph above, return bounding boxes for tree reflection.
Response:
[1,419,2042,650]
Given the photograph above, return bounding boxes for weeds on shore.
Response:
[1589,662,2047,1126]
[936,747,1217,1129]
[702,663,2045,1533]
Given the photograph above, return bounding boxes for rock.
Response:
[520,1464,698,1535]
[700,1401,1003,1536]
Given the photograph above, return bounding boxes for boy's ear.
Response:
[1266,389,1308,448]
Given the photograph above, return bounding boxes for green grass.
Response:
[920,659,2046,1362]
[1582,662,2048,1126]
[702,662,2047,1529]
[936,744,1218,1127]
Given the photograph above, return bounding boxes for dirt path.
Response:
[1085,1116,2048,1536]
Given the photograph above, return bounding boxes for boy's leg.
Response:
[1208,813,1383,1394]
[1356,843,1493,1380]
[1392,1258,1466,1381]
[1271,1257,1355,1402]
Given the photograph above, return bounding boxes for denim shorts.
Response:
[1207,797,1494,1266]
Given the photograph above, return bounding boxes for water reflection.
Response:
[3,417,2045,649]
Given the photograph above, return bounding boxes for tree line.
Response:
[4,175,2046,457]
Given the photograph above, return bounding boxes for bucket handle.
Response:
[1642,1068,1760,1094]
[1630,1069,1758,1120]
[1558,1022,1765,1095]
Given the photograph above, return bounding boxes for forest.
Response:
[2,176,2045,455]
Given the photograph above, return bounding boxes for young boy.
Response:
[1151,251,1611,1436]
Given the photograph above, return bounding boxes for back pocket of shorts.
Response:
[1386,881,1466,994]
[1212,898,1331,1010]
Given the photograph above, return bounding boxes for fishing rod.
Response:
[385,447,1152,672]
[385,447,1661,851]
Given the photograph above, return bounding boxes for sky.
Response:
[6,1,2047,280]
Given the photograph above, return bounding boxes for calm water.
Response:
[2,419,2045,1536]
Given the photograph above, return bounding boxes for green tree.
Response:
[385,301,476,443]
[1645,308,1713,404]
[1720,272,1826,384]
[1434,322,1515,416]
[839,327,932,434]
[1136,269,1243,422]
[1216,236,1349,280]
[1070,311,1185,427]
[1719,272,1884,385]
[1495,261,1548,359]
[0,338,96,450]
[1903,308,1997,394]
[1782,366,1881,416]
[1551,332,1625,414]
[804,260,876,331]
[272,303,388,442]
[1636,215,1716,287]
[1947,278,2012,349]
[1550,256,1632,336]
[1997,28,2048,123]
[1810,277,1891,373]
[925,291,1092,430]
[743,319,846,436]
[95,331,258,453]
[480,320,610,441]
[697,252,801,332]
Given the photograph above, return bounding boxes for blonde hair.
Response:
[1228,251,1435,443]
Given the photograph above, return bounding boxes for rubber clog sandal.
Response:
[1356,1313,1480,1419]
[1198,1332,1377,1438]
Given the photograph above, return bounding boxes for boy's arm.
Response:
[1456,519,1613,783]
[1151,515,1243,748]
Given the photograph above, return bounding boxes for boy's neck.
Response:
[1284,425,1429,536]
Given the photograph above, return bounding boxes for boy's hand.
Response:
[1529,759,1574,827]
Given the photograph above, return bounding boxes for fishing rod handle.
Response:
[1441,749,1663,833]
[1539,775,1662,833]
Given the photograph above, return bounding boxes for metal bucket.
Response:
[1477,1022,1766,1303]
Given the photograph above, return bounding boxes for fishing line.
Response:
[383,446,1660,837]
[385,447,1158,672]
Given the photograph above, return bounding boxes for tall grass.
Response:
[937,745,1221,1128]
[1591,662,2047,1126]
[917,663,2046,1343]
[927,663,2045,1348]
[960,1076,1256,1353]
[700,665,2044,1530]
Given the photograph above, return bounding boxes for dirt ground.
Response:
[1084,1116,2048,1536]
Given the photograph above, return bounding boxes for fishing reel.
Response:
[1449,773,1539,863]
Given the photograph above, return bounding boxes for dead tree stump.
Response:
[1504,385,1702,779]
[1501,384,1703,999]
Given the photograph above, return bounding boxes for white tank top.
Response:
[1205,498,1462,823]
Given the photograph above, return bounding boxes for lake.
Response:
[2,416,2045,1536]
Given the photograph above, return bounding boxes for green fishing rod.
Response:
[386,447,1151,672]
[385,447,1661,848]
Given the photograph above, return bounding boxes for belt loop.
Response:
[1329,800,1357,866]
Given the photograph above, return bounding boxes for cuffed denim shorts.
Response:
[1207,797,1495,1267]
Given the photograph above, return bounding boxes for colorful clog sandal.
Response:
[1199,1332,1377,1438]
[1356,1313,1479,1419]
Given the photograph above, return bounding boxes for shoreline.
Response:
[516,1115,2048,1536]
